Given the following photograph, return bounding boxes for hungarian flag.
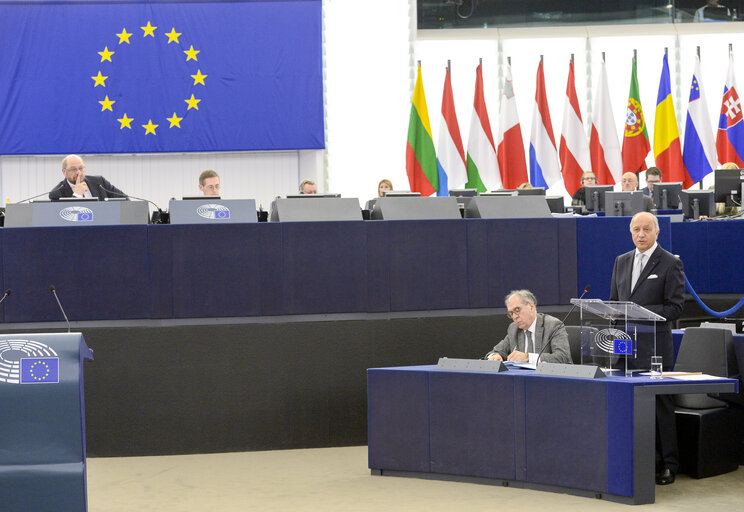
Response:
[716,53,744,168]
[405,65,438,196]
[621,56,650,173]
[654,53,693,188]
[589,61,622,185]
[465,63,501,192]
[560,59,591,195]
[497,62,528,189]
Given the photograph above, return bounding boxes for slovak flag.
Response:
[716,53,744,167]
[683,55,717,184]
[529,59,562,189]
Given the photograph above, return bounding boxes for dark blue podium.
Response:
[0,333,94,511]
[367,365,738,505]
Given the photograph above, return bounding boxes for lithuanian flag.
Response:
[406,65,438,196]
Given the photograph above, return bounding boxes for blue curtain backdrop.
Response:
[0,0,324,154]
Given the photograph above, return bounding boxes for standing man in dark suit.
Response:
[610,211,685,485]
[485,289,571,364]
[49,155,127,201]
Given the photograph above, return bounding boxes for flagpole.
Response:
[698,45,703,190]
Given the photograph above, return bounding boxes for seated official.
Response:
[621,172,654,212]
[199,169,221,196]
[571,171,597,206]
[49,155,126,201]
[299,179,317,194]
[485,289,571,364]
[378,179,393,197]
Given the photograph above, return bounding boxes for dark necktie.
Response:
[525,330,533,353]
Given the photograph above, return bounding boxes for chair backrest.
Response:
[564,325,598,365]
[674,327,735,409]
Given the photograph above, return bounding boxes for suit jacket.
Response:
[609,245,684,368]
[488,313,572,364]
[49,175,126,201]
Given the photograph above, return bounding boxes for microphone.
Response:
[0,289,11,307]
[536,284,592,366]
[16,183,65,203]
[49,285,71,333]
[98,184,166,222]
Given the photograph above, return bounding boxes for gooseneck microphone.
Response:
[535,284,592,366]
[0,289,11,307]
[17,183,65,203]
[49,285,71,333]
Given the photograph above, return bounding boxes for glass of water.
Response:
[650,356,663,379]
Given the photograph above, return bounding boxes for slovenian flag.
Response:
[653,53,693,188]
[435,66,466,195]
[406,64,438,196]
[497,62,528,189]
[529,59,562,189]
[683,54,717,184]
[559,59,591,196]
[589,60,622,185]
[465,63,501,192]
[716,52,744,168]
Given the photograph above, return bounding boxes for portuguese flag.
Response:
[621,56,651,173]
[406,65,438,196]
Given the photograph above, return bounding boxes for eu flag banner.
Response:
[20,357,60,384]
[0,0,323,155]
[613,339,633,355]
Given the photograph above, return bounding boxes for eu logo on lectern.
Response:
[21,358,60,384]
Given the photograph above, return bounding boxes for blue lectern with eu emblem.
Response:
[0,333,94,511]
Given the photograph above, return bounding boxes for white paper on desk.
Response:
[667,373,725,380]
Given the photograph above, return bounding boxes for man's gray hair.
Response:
[505,289,537,307]
[630,211,659,232]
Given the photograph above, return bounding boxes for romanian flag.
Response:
[406,65,438,196]
[654,53,693,188]
[621,56,651,173]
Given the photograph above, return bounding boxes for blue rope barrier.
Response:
[684,274,744,317]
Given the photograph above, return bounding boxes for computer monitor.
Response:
[285,193,342,198]
[448,189,478,197]
[545,196,565,213]
[714,168,744,206]
[653,182,683,209]
[604,191,644,216]
[382,191,421,197]
[584,185,614,212]
[481,190,516,196]
[516,187,546,196]
[680,189,715,220]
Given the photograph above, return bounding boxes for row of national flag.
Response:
[405,52,744,196]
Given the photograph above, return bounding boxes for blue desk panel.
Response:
[672,220,744,293]
[368,365,737,504]
[2,226,151,322]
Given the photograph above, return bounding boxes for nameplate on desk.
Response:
[437,357,508,373]
[4,200,148,227]
[533,362,606,379]
[169,199,258,224]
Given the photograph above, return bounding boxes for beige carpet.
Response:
[87,446,743,511]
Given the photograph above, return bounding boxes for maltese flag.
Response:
[529,59,562,189]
